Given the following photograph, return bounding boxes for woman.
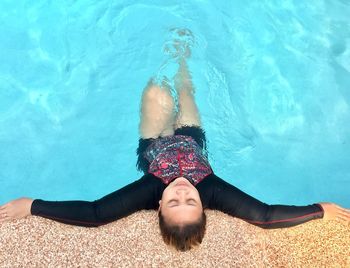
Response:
[1,36,350,252]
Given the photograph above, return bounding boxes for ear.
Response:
[158,200,162,212]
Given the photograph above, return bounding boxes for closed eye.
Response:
[168,198,197,207]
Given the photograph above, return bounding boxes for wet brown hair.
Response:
[158,210,206,252]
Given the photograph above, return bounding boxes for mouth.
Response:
[175,182,189,187]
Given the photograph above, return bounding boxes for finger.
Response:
[336,205,347,211]
[336,214,350,223]
[2,209,10,215]
[338,215,349,223]
[339,210,350,216]
[336,205,350,213]
[0,215,10,223]
[0,212,6,219]
[340,211,350,220]
[341,208,350,214]
[335,207,348,215]
[1,203,11,209]
[340,216,350,224]
[1,207,8,212]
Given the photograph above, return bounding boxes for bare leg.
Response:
[138,78,176,139]
[139,28,199,137]
[174,58,201,129]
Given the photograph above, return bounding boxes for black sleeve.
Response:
[31,174,165,227]
[197,174,324,229]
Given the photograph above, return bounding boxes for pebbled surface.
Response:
[1,1,349,216]
[0,210,349,267]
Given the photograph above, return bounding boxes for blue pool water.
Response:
[1,1,349,207]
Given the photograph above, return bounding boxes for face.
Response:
[159,177,203,225]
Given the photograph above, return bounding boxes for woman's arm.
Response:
[0,174,165,227]
[198,174,350,228]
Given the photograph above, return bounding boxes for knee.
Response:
[143,85,175,111]
[143,85,163,100]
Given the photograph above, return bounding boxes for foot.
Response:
[173,52,196,95]
[163,28,194,61]
[0,197,34,224]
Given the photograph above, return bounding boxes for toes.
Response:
[164,28,194,59]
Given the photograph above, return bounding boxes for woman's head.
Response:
[158,177,206,251]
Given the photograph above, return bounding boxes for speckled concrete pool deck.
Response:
[0,210,349,267]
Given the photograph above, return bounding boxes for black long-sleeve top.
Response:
[31,126,324,228]
[31,173,324,229]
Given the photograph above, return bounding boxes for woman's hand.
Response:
[319,202,350,225]
[0,197,34,224]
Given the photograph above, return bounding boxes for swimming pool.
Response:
[1,0,349,207]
